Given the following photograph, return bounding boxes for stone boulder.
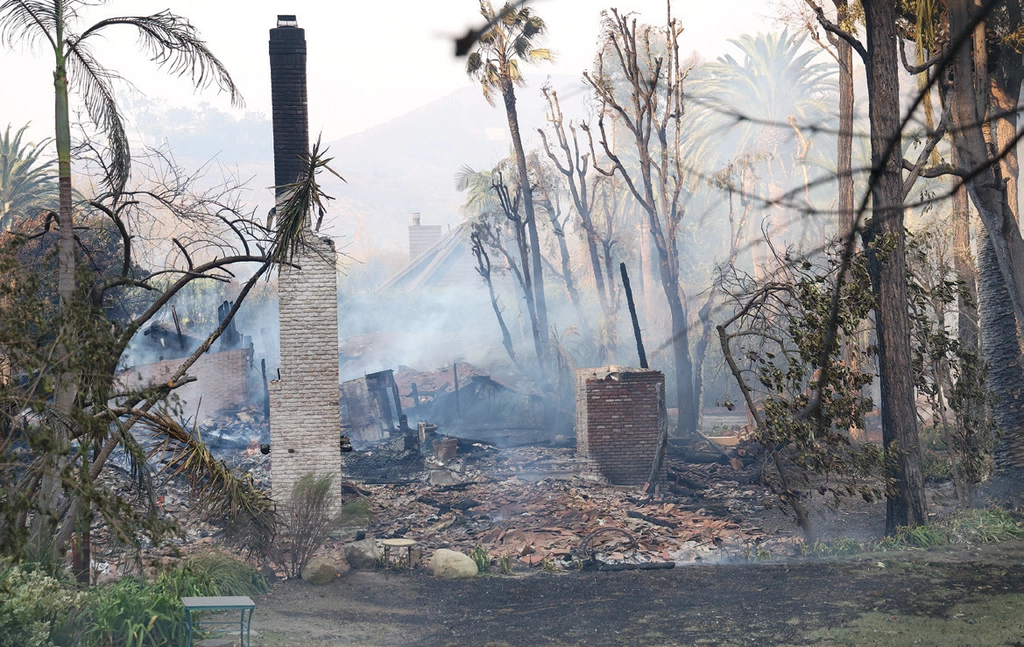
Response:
[429,549,479,579]
[300,557,337,585]
[344,538,380,570]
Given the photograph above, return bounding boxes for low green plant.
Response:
[339,498,372,528]
[0,561,86,647]
[85,552,267,647]
[803,537,865,558]
[921,450,953,482]
[469,544,490,574]
[880,524,946,550]
[941,509,1024,544]
[806,509,1024,558]
[499,554,513,575]
[540,558,558,574]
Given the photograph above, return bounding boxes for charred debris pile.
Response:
[335,363,790,569]
[340,363,550,447]
[342,435,794,569]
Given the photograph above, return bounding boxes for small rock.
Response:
[429,548,479,579]
[345,538,380,569]
[301,557,337,585]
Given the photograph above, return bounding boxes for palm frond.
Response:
[64,39,131,193]
[79,11,243,108]
[270,135,344,266]
[0,1,57,50]
[466,51,483,75]
[111,416,156,510]
[142,408,276,559]
[0,122,56,229]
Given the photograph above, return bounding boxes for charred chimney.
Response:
[269,14,309,194]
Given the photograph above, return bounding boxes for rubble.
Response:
[343,437,801,568]
[86,384,795,579]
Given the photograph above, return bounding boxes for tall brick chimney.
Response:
[267,15,342,511]
[269,14,309,194]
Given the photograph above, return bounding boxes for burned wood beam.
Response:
[620,262,648,369]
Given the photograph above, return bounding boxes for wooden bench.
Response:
[181,596,255,647]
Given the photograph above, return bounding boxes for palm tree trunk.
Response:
[32,33,79,551]
[979,222,1024,468]
[514,222,544,365]
[55,54,76,304]
[501,80,549,370]
[862,0,928,533]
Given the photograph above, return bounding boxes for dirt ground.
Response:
[249,540,1024,647]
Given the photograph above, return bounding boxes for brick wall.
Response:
[575,367,667,486]
[118,348,251,415]
[268,233,343,509]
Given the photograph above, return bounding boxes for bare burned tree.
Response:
[538,85,618,361]
[530,152,593,346]
[471,220,519,366]
[585,8,701,440]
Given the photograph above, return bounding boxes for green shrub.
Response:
[85,552,267,647]
[942,509,1024,544]
[0,561,85,647]
[499,554,513,575]
[271,472,340,579]
[880,524,946,550]
[921,450,952,482]
[339,498,372,528]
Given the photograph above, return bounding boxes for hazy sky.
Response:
[1,1,782,144]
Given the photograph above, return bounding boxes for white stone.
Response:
[429,549,479,579]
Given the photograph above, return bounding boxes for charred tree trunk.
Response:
[862,0,928,532]
[501,78,550,370]
[949,0,1024,365]
[537,185,590,342]
[538,88,613,360]
[472,231,519,366]
[657,238,698,439]
[834,0,856,244]
[493,180,545,367]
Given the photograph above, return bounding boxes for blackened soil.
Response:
[254,540,1024,646]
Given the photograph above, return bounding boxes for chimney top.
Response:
[411,212,421,226]
[276,15,298,27]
